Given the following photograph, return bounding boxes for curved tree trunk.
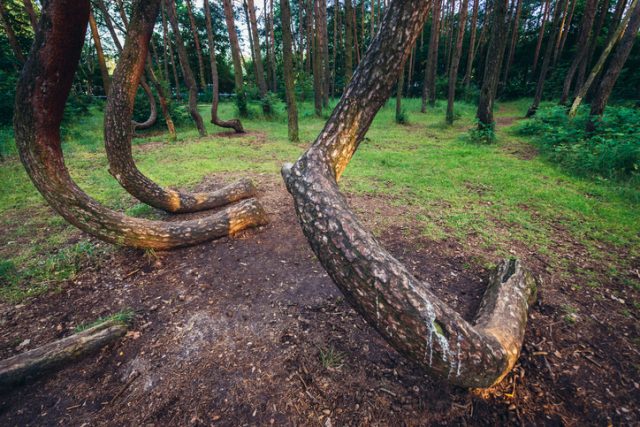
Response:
[185,0,208,90]
[446,0,469,124]
[282,0,535,389]
[14,0,267,250]
[204,0,244,133]
[587,0,640,126]
[281,0,299,141]
[131,79,159,130]
[106,0,259,214]
[222,0,249,117]
[166,0,207,136]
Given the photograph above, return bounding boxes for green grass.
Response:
[73,308,135,333]
[0,97,638,304]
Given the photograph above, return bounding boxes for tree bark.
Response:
[426,0,441,108]
[526,0,567,117]
[204,0,244,133]
[166,0,207,136]
[559,0,598,105]
[477,0,509,127]
[446,0,469,124]
[185,0,208,90]
[0,0,25,63]
[162,1,182,100]
[22,0,39,31]
[282,0,536,388]
[396,61,405,123]
[246,0,269,103]
[14,0,267,250]
[462,0,479,92]
[501,0,523,85]
[145,57,177,140]
[583,0,611,85]
[345,0,354,83]
[554,0,577,65]
[281,0,299,141]
[89,10,111,96]
[313,0,324,116]
[574,0,640,118]
[588,0,640,127]
[531,0,550,75]
[222,0,248,117]
[0,320,127,390]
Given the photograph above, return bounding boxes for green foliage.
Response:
[319,346,345,369]
[469,120,496,144]
[395,108,409,125]
[517,106,640,183]
[74,309,135,333]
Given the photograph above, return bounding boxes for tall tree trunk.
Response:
[345,0,354,83]
[145,57,177,140]
[583,0,611,81]
[322,0,330,106]
[332,1,338,97]
[264,0,274,92]
[446,0,469,124]
[477,0,509,128]
[282,0,536,389]
[526,0,567,117]
[184,0,208,90]
[14,0,267,250]
[569,0,639,117]
[587,0,640,128]
[89,10,111,96]
[162,0,182,100]
[551,0,572,64]
[463,0,479,91]
[559,0,598,105]
[424,0,441,109]
[247,0,269,101]
[313,0,323,116]
[554,0,577,65]
[205,0,244,133]
[501,0,523,85]
[0,1,25,63]
[22,0,38,31]
[161,1,171,83]
[396,61,405,123]
[353,2,361,63]
[281,0,299,141]
[531,0,550,75]
[222,0,248,117]
[166,0,207,136]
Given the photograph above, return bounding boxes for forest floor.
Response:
[0,99,638,425]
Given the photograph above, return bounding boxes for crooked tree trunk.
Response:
[282,0,536,389]
[185,0,208,90]
[166,0,207,136]
[14,0,267,250]
[132,79,159,130]
[223,0,248,117]
[586,0,640,125]
[106,0,258,214]
[477,0,509,128]
[22,0,39,31]
[559,0,598,105]
[281,0,299,141]
[0,0,25,63]
[0,320,127,389]
[526,0,566,117]
[204,0,244,133]
[446,0,469,124]
[89,10,111,96]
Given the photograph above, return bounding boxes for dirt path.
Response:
[0,175,638,425]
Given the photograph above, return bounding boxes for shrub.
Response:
[469,120,496,144]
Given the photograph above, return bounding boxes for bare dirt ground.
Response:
[0,175,638,426]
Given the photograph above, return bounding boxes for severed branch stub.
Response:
[0,320,127,391]
[282,0,537,388]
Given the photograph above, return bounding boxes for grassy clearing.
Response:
[0,98,638,304]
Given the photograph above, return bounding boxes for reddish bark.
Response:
[281,0,299,141]
[222,0,248,117]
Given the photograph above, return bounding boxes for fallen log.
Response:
[0,320,127,390]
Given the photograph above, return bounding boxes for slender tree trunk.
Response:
[587,0,640,128]
[322,0,330,106]
[205,0,244,133]
[446,0,469,124]
[477,0,509,128]
[161,2,171,83]
[526,0,567,117]
[313,0,323,116]
[569,0,639,117]
[247,0,269,101]
[22,0,38,31]
[89,10,111,96]
[267,0,278,92]
[15,0,267,250]
[531,0,550,75]
[502,0,523,85]
[223,0,248,116]
[162,0,182,100]
[559,0,598,105]
[551,0,571,65]
[345,0,354,83]
[0,1,25,63]
[281,0,299,141]
[554,0,577,65]
[282,0,536,389]
[425,0,441,108]
[353,3,361,63]
[583,0,611,80]
[184,0,208,89]
[264,0,274,92]
[463,0,479,91]
[146,57,177,140]
[396,61,405,123]
[166,0,207,136]
[332,1,338,97]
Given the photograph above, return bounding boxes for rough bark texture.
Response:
[166,0,206,136]
[526,0,566,117]
[477,0,509,127]
[446,0,469,124]
[281,0,299,141]
[223,0,248,117]
[569,0,638,118]
[13,0,268,250]
[0,0,25,63]
[559,0,598,105]
[0,320,127,390]
[185,0,208,89]
[588,0,640,122]
[204,0,244,133]
[282,0,535,388]
[89,10,111,96]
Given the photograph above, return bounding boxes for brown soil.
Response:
[0,176,638,426]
